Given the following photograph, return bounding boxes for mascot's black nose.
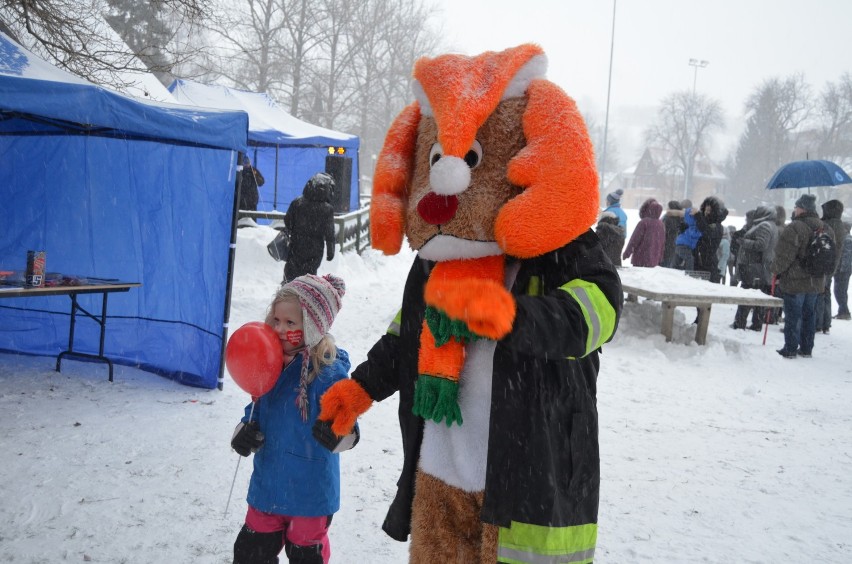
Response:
[417,192,458,225]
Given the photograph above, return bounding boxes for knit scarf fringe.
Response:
[413,255,510,427]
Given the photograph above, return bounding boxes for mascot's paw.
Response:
[318,379,373,436]
[425,279,516,340]
[412,374,463,427]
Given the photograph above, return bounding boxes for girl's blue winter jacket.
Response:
[674,209,702,249]
[242,349,351,517]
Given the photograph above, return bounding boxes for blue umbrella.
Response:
[766,159,852,190]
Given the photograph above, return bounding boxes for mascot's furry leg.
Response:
[410,471,498,564]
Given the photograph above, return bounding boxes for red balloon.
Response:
[225,322,284,397]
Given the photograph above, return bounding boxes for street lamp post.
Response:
[600,0,617,193]
[688,58,708,95]
[683,58,709,199]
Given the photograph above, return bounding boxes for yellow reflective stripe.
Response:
[560,279,616,356]
[498,522,597,564]
[386,309,402,336]
[526,275,542,296]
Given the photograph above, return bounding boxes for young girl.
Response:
[231,273,353,564]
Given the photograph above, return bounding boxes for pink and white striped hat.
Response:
[285,274,346,347]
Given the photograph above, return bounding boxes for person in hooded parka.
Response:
[283,173,337,284]
[731,205,779,330]
[815,199,849,334]
[694,196,729,283]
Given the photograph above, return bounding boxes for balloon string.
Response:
[224,400,256,519]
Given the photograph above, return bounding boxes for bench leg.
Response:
[695,305,712,345]
[661,303,675,342]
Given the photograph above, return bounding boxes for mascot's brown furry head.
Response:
[318,44,603,432]
[370,43,599,261]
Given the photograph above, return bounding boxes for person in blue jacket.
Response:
[231,273,356,564]
[602,188,628,232]
[672,207,703,271]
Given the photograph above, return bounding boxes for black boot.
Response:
[284,541,324,564]
[234,525,284,564]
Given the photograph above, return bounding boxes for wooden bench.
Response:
[618,267,783,345]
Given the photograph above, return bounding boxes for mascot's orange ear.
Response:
[370,103,421,255]
[494,79,599,258]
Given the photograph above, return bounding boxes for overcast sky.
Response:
[433,0,852,163]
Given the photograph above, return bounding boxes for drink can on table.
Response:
[25,250,46,288]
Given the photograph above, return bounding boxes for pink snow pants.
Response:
[245,506,331,563]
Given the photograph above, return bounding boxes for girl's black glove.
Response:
[231,421,265,456]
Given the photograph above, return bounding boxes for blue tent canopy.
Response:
[169,79,360,215]
[0,32,249,389]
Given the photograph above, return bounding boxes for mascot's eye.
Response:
[463,140,483,169]
[429,143,443,167]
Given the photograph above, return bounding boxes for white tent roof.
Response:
[169,79,357,146]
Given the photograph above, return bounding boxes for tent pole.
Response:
[274,145,280,209]
[219,151,244,391]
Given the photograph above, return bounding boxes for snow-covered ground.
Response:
[1,213,851,563]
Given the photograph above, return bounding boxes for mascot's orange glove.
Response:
[318,378,373,436]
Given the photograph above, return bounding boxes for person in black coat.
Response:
[283,173,336,283]
[595,211,625,267]
[238,155,265,212]
[693,196,728,282]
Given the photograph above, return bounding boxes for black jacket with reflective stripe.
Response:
[351,230,623,541]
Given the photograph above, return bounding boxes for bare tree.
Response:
[645,91,724,201]
[815,72,852,169]
[0,0,208,87]
[728,74,812,208]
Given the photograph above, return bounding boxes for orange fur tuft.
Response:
[424,256,516,340]
[418,322,465,379]
[413,44,544,158]
[495,79,599,258]
[318,378,374,436]
[371,103,421,254]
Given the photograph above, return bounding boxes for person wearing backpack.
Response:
[771,194,837,359]
[815,200,848,333]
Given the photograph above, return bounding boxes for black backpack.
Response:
[801,226,837,276]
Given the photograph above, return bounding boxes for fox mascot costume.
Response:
[317,44,622,563]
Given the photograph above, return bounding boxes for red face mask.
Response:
[285,330,303,346]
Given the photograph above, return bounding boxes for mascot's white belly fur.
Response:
[418,263,519,492]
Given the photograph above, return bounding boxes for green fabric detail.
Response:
[424,306,481,346]
[386,309,402,336]
[412,374,463,427]
[526,275,542,296]
[497,522,597,564]
[559,279,617,357]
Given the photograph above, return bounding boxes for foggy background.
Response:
[3,0,851,214]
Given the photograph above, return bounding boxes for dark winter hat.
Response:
[794,193,817,214]
[606,188,624,206]
[667,200,682,210]
[242,155,251,166]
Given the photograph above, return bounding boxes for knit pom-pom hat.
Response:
[284,274,346,348]
[606,188,624,205]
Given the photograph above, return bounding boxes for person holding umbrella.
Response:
[771,194,836,359]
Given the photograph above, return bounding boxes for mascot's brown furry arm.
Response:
[316,44,623,564]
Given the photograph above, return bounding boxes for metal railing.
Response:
[334,206,371,255]
[238,207,371,255]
